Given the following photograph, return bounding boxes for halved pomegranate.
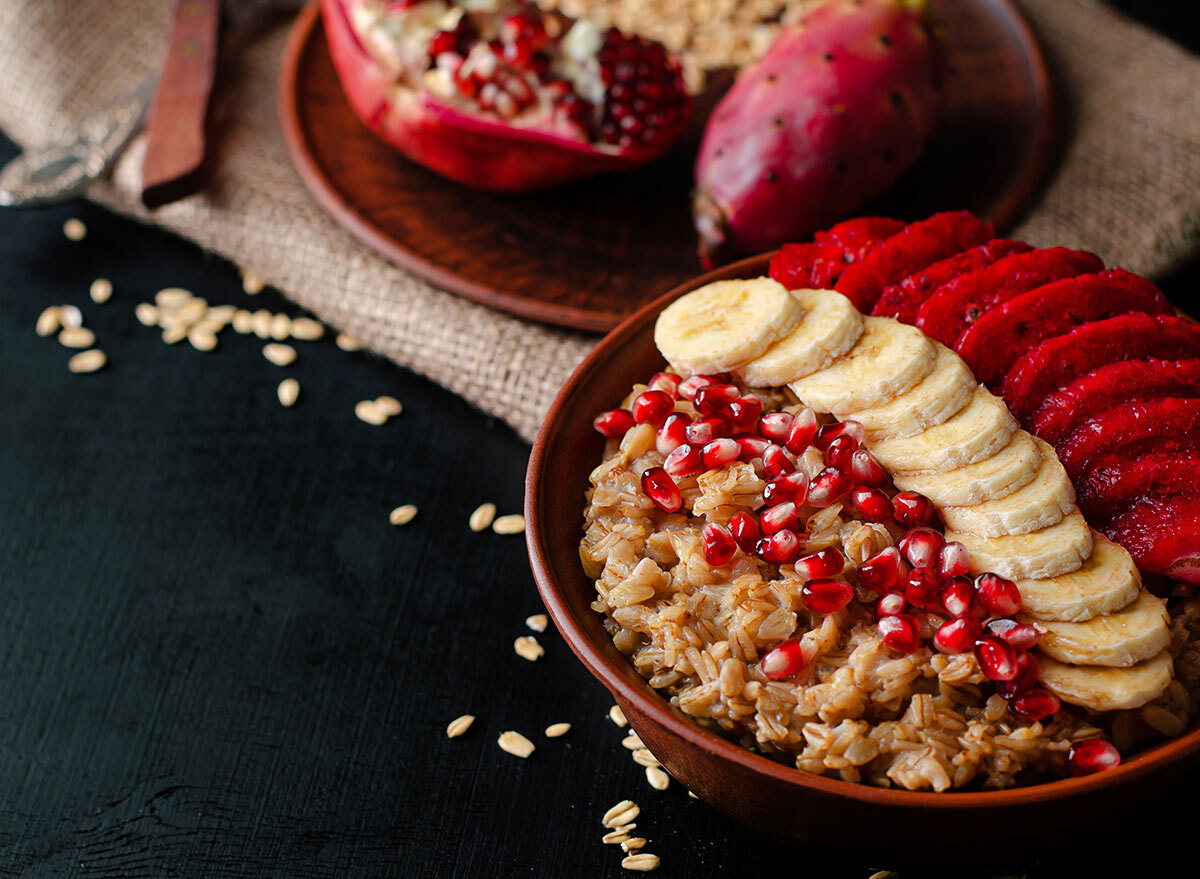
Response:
[324,0,691,191]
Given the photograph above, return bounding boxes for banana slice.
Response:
[654,277,804,375]
[1031,590,1169,668]
[789,316,937,415]
[868,388,1017,473]
[947,508,1093,581]
[940,439,1075,537]
[852,345,977,442]
[892,430,1042,508]
[738,289,863,387]
[1014,533,1142,623]
[1036,649,1173,712]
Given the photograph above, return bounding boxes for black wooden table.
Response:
[1,7,1198,872]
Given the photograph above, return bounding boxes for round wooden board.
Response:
[279,0,1056,332]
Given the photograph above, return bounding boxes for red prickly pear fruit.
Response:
[692,0,944,265]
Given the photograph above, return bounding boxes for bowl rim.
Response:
[526,251,1200,808]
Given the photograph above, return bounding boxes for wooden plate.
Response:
[279,0,1056,332]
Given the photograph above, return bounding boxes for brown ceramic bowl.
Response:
[525,254,1200,863]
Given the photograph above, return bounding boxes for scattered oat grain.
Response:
[277,378,300,408]
[188,328,218,351]
[621,734,644,751]
[355,399,388,425]
[135,303,159,327]
[262,343,297,367]
[36,306,61,336]
[62,217,87,240]
[544,722,571,737]
[232,309,253,334]
[389,504,418,526]
[687,791,698,799]
[242,270,264,294]
[602,829,631,845]
[194,317,226,335]
[514,635,544,662]
[602,801,638,828]
[609,705,628,728]
[58,305,83,329]
[497,730,535,758]
[290,317,325,340]
[336,332,364,351]
[645,766,669,790]
[155,287,192,309]
[632,749,660,768]
[446,714,475,738]
[58,326,95,349]
[469,502,497,532]
[177,298,207,323]
[269,312,291,340]
[162,325,188,345]
[374,395,403,417]
[68,349,106,374]
[251,309,273,339]
[621,838,647,853]
[89,278,113,303]
[492,514,525,535]
[525,613,548,633]
[207,304,236,323]
[621,853,659,872]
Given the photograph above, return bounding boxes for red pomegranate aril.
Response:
[937,541,970,579]
[878,613,920,653]
[986,618,1044,652]
[893,491,937,527]
[900,527,944,569]
[677,374,715,401]
[997,651,1038,699]
[729,512,761,553]
[850,487,892,523]
[429,28,461,58]
[802,578,854,615]
[655,412,691,455]
[756,529,801,565]
[761,638,806,680]
[647,371,682,397]
[641,466,682,512]
[593,408,635,437]
[808,467,852,507]
[814,420,863,451]
[794,546,845,580]
[785,408,817,454]
[932,616,983,654]
[663,443,703,477]
[632,389,674,424]
[1011,688,1061,722]
[858,546,902,593]
[877,590,907,616]
[701,522,737,566]
[685,413,731,445]
[764,472,809,507]
[975,636,1019,681]
[760,502,800,535]
[940,576,975,617]
[758,411,794,443]
[734,434,770,461]
[975,572,1022,617]
[728,396,764,432]
[849,449,886,487]
[762,444,796,479]
[904,567,942,610]
[824,435,859,470]
[701,437,740,469]
[693,383,740,415]
[1067,738,1121,776]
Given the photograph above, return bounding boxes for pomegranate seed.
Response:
[678,375,715,401]
[814,420,863,451]
[802,578,854,614]
[900,527,944,569]
[641,466,681,512]
[693,383,740,415]
[728,396,764,432]
[758,412,793,443]
[904,567,942,610]
[593,408,635,437]
[878,613,920,653]
[937,541,970,579]
[986,619,1045,652]
[663,443,703,477]
[1067,739,1121,776]
[940,576,975,617]
[701,522,737,566]
[429,29,459,57]
[647,371,682,397]
[877,590,907,616]
[785,408,817,453]
[760,502,799,534]
[850,487,892,522]
[932,616,983,654]
[974,572,1022,616]
[756,529,801,565]
[729,512,761,553]
[825,435,859,470]
[701,437,740,469]
[762,444,796,479]
[794,546,845,580]
[858,546,902,593]
[764,472,809,507]
[632,389,674,424]
[893,491,937,527]
[655,412,691,455]
[808,467,852,507]
[997,651,1038,699]
[761,638,806,680]
[849,449,887,486]
[1011,688,1061,722]
[734,434,770,461]
[685,413,731,445]
[975,636,1019,681]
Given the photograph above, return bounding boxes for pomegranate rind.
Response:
[834,211,993,312]
[1105,494,1200,584]
[1000,314,1200,422]
[953,268,1173,388]
[1077,449,1200,523]
[323,0,689,192]
[1031,358,1200,447]
[1056,396,1200,482]
[872,238,1031,323]
[914,247,1104,346]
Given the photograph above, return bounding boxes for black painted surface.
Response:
[1,6,1198,875]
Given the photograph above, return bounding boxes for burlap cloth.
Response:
[1,1,1197,442]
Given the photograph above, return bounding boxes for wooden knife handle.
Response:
[140,0,221,208]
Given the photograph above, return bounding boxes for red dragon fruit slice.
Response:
[872,238,1031,322]
[815,217,906,261]
[1057,397,1200,481]
[914,247,1105,346]
[1105,494,1200,584]
[1077,449,1200,522]
[692,0,944,265]
[323,0,690,192]
[954,268,1173,388]
[769,217,903,290]
[1000,314,1200,422]
[1032,358,1200,447]
[833,211,993,312]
